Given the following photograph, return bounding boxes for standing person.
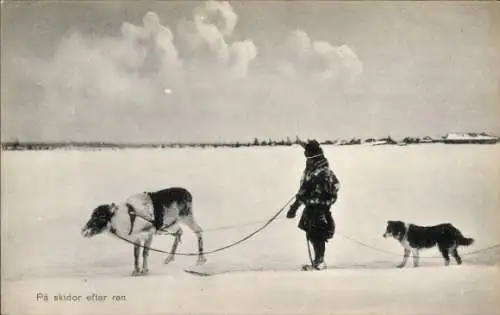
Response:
[286,139,340,270]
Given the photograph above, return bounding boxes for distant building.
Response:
[421,136,435,143]
[442,133,498,144]
[371,137,397,146]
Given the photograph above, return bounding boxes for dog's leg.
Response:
[397,249,410,268]
[132,243,141,276]
[142,234,153,274]
[450,244,462,265]
[412,250,420,267]
[452,250,462,265]
[164,228,182,264]
[183,215,206,265]
[438,244,451,266]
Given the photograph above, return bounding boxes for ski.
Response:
[301,265,315,271]
[185,265,328,276]
[184,269,212,277]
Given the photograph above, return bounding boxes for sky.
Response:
[1,1,499,143]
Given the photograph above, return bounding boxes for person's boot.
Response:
[312,241,327,270]
[312,256,326,270]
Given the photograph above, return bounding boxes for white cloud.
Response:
[13,2,364,141]
[280,29,363,86]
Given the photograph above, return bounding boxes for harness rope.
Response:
[124,203,179,235]
[218,216,500,260]
[126,203,136,235]
[339,233,500,259]
[110,196,295,256]
[111,199,500,260]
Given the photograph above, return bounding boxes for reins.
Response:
[108,197,500,262]
[109,196,296,256]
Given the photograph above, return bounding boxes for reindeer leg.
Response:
[196,232,206,265]
[183,215,206,265]
[164,228,182,264]
[142,234,153,274]
[131,243,141,276]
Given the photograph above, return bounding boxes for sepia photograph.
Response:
[1,1,499,314]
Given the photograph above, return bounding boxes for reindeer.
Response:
[81,187,206,276]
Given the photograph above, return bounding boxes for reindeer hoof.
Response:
[131,269,142,276]
[197,256,207,265]
[397,264,405,269]
[141,268,149,275]
[164,255,175,264]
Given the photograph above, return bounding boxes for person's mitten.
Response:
[286,200,301,218]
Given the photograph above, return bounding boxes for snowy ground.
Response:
[2,145,500,315]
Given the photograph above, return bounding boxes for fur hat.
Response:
[300,139,324,158]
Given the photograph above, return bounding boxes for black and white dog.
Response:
[383,220,474,268]
[81,187,206,276]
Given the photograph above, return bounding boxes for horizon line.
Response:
[2,131,499,145]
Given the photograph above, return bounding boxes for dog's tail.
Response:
[457,236,475,246]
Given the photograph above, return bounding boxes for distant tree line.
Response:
[1,134,498,151]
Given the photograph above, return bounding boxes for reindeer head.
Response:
[81,204,116,237]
